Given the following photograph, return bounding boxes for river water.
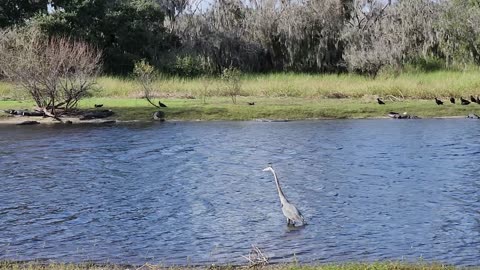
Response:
[0,120,479,266]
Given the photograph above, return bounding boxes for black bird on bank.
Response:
[461,97,471,105]
[471,95,477,103]
[450,97,455,104]
[377,98,385,105]
[435,98,444,105]
[247,102,255,105]
[158,101,167,108]
[94,104,103,108]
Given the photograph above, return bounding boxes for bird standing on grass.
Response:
[461,97,471,105]
[158,101,167,108]
[263,164,305,227]
[435,98,443,105]
[471,96,477,103]
[450,97,455,104]
[377,98,385,105]
[94,104,103,108]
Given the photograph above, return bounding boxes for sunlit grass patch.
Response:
[92,71,480,100]
[2,70,480,121]
[80,97,480,120]
[3,70,480,100]
[2,97,480,121]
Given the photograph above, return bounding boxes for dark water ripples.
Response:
[0,120,479,266]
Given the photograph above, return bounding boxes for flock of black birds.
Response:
[377,96,480,106]
[443,96,480,105]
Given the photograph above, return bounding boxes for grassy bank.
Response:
[0,261,461,270]
[1,71,480,121]
[94,70,480,99]
[1,98,480,121]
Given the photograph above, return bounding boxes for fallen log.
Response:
[41,108,62,122]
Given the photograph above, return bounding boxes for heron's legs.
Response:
[287,219,291,225]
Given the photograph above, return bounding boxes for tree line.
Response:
[1,0,480,76]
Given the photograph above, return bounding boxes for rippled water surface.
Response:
[1,120,480,266]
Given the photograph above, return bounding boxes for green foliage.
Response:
[134,59,155,84]
[4,0,480,76]
[173,55,212,77]
[34,0,178,74]
[0,0,48,27]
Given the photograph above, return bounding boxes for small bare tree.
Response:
[221,67,242,104]
[0,27,102,117]
[134,59,167,109]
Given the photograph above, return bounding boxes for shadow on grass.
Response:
[167,107,229,119]
[109,106,229,121]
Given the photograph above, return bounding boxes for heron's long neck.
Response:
[272,170,288,205]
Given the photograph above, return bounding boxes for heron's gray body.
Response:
[263,166,305,226]
[281,201,304,225]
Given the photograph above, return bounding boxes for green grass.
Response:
[0,261,463,270]
[1,97,480,121]
[94,71,480,99]
[2,71,480,121]
[0,81,14,99]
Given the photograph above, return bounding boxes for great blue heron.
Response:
[263,165,305,226]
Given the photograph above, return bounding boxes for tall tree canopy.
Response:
[35,0,178,74]
[0,0,48,27]
[3,0,480,76]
